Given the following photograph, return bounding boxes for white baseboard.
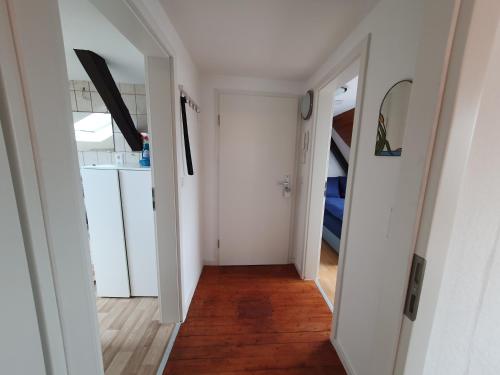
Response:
[156,322,180,375]
[314,278,334,312]
[333,338,357,375]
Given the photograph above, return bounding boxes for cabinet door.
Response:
[81,168,130,297]
[119,170,158,296]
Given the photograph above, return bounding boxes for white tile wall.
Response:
[134,84,145,95]
[124,152,141,165]
[122,94,137,115]
[70,91,77,111]
[114,133,126,152]
[70,80,149,167]
[136,95,147,115]
[90,91,107,113]
[73,80,90,92]
[82,151,98,166]
[119,83,135,94]
[136,115,148,132]
[97,151,113,164]
[75,90,92,112]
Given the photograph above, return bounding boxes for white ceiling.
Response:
[333,76,358,116]
[58,0,145,83]
[161,0,379,80]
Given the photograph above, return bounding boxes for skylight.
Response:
[74,113,113,143]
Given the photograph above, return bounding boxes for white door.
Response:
[218,93,298,265]
[0,119,47,373]
[119,169,158,296]
[81,168,130,297]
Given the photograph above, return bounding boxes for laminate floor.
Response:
[97,297,173,375]
[318,240,339,305]
[164,265,346,374]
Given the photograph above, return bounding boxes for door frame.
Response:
[394,0,500,372]
[89,0,185,322]
[300,37,370,374]
[0,0,184,373]
[216,90,301,265]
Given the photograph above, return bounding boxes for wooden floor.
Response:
[318,240,339,305]
[164,265,346,374]
[97,297,173,375]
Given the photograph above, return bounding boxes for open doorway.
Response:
[57,0,176,373]
[316,73,359,308]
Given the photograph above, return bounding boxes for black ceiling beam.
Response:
[74,49,143,151]
[330,137,348,174]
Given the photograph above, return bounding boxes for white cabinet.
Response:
[81,166,158,297]
[119,170,158,296]
[81,168,130,297]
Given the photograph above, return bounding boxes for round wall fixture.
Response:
[300,90,314,120]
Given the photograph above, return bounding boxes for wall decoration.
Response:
[375,80,412,156]
[300,90,314,120]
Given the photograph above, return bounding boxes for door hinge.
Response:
[404,254,426,321]
[152,187,156,211]
[218,114,220,127]
[217,239,220,248]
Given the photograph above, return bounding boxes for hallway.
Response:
[164,265,346,374]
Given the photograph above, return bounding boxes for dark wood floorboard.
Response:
[164,265,346,375]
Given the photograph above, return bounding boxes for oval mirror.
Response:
[375,80,412,156]
[300,90,314,120]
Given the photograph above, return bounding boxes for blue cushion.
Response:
[325,177,341,198]
[324,197,345,221]
[338,176,347,198]
[323,211,343,239]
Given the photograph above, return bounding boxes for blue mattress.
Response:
[323,197,345,238]
[323,210,343,238]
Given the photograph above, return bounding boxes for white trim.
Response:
[91,0,184,325]
[145,55,183,323]
[5,0,104,372]
[333,338,357,375]
[299,37,370,346]
[300,36,370,281]
[331,36,370,341]
[314,279,334,312]
[156,323,181,375]
[0,1,67,373]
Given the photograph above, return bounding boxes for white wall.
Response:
[178,106,203,315]
[423,18,500,375]
[131,0,204,318]
[199,74,303,264]
[328,128,350,177]
[295,0,425,373]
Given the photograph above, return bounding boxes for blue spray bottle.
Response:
[140,134,151,167]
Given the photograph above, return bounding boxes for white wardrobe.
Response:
[81,166,158,297]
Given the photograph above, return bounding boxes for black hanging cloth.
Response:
[180,96,194,175]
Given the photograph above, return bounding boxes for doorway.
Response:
[218,92,299,265]
[58,0,173,372]
[317,75,359,308]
